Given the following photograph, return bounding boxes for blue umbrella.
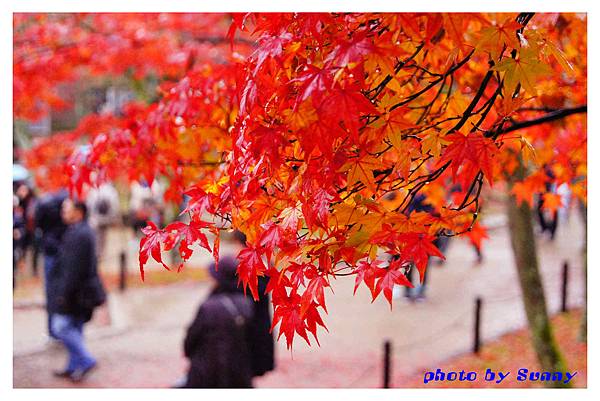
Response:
[13,163,30,182]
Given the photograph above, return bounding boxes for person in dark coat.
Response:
[183,255,255,388]
[35,189,68,338]
[49,199,99,382]
[15,183,37,258]
[536,166,559,240]
[402,193,445,300]
[231,231,275,377]
[13,195,26,290]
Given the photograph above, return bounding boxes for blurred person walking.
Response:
[400,193,450,301]
[179,231,275,387]
[15,183,37,265]
[129,180,164,236]
[49,199,106,382]
[230,231,275,377]
[86,182,120,260]
[536,165,559,240]
[34,189,68,339]
[13,195,26,290]
[182,255,255,388]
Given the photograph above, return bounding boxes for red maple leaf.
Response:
[319,86,378,139]
[303,302,328,346]
[282,261,309,289]
[265,266,292,300]
[271,291,311,349]
[397,232,445,281]
[253,32,292,72]
[294,64,336,103]
[301,275,329,315]
[465,221,489,251]
[139,221,170,281]
[279,205,302,233]
[439,132,498,185]
[373,260,413,308]
[182,185,214,216]
[326,31,373,68]
[237,245,267,300]
[353,259,382,297]
[301,189,333,231]
[259,222,284,261]
[165,220,212,270]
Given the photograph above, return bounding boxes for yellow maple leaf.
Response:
[332,202,361,227]
[519,136,538,167]
[421,131,450,158]
[342,155,381,192]
[356,210,386,233]
[493,48,552,96]
[283,100,318,130]
[476,18,522,60]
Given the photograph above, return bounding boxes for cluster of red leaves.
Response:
[14,13,249,120]
[17,13,587,348]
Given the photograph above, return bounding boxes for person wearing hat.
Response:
[182,252,255,388]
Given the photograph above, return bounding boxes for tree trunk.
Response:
[506,157,570,388]
[579,200,587,343]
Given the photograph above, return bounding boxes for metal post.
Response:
[119,251,127,292]
[383,340,392,388]
[32,244,39,277]
[474,297,482,354]
[32,231,41,277]
[561,261,569,313]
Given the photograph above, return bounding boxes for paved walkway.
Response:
[13,207,585,388]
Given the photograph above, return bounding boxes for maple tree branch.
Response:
[486,105,587,139]
[379,155,433,190]
[443,105,587,234]
[516,12,536,29]
[439,173,484,239]
[394,161,450,213]
[390,48,475,111]
[516,106,559,113]
[451,69,495,132]
[177,160,225,167]
[407,63,444,78]
[439,208,480,238]
[416,75,448,124]
[436,74,455,116]
[367,42,425,100]
[409,115,461,136]
[332,271,357,277]
[452,171,484,211]
[469,83,502,133]
[448,12,534,137]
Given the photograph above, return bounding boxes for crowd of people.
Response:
[12,168,574,387]
[14,185,105,382]
[13,173,276,387]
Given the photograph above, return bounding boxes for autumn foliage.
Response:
[15,13,587,348]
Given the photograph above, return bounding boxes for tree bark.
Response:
[506,156,570,388]
[579,200,587,343]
